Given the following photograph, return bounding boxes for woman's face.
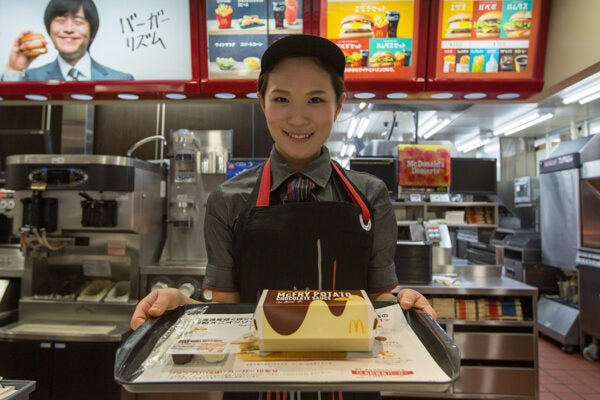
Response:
[259,57,345,170]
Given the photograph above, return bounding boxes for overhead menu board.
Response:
[317,0,427,92]
[430,0,548,84]
[205,0,303,81]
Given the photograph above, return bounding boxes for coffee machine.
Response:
[1,154,165,336]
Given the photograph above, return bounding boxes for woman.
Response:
[131,34,436,400]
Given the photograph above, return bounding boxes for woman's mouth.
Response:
[285,131,313,140]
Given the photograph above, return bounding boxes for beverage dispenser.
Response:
[148,129,231,301]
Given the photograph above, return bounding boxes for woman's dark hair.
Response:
[257,55,346,102]
[44,0,100,49]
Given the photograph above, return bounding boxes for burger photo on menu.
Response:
[340,13,374,38]
[445,13,472,38]
[369,51,396,67]
[474,11,501,38]
[503,10,532,37]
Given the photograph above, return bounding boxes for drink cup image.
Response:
[360,50,370,66]
[402,50,412,66]
[515,55,528,72]
[386,11,400,38]
[285,0,298,24]
[273,2,285,28]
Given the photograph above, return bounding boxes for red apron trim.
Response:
[257,158,272,207]
[256,158,371,225]
[330,161,371,224]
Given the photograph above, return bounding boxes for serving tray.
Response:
[115,302,460,393]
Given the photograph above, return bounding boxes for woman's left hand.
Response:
[396,288,438,319]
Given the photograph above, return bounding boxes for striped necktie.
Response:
[68,67,81,81]
[285,175,316,203]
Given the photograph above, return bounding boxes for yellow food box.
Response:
[254,289,377,352]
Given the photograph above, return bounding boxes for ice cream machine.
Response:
[5,154,165,315]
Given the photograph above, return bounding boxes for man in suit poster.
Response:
[2,0,133,81]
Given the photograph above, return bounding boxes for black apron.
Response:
[227,159,380,400]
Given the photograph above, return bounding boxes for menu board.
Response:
[433,0,543,80]
[318,0,421,82]
[206,0,303,80]
[398,144,451,191]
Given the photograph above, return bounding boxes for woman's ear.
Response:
[257,92,266,112]
[335,92,347,120]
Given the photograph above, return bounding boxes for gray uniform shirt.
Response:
[203,146,399,294]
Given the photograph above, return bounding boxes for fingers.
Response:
[130,288,183,330]
[397,288,438,320]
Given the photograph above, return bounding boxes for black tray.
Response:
[115,302,460,393]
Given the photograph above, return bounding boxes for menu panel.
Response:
[206,0,303,80]
[434,0,542,80]
[318,0,422,82]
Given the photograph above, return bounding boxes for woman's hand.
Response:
[396,288,438,319]
[130,288,198,330]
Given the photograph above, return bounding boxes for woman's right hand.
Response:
[130,288,197,330]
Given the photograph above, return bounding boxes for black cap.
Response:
[260,35,345,79]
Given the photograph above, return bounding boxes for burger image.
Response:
[369,51,395,68]
[474,11,501,38]
[340,14,374,38]
[445,13,472,38]
[19,32,47,57]
[503,10,532,37]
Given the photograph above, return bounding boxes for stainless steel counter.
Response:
[397,264,538,296]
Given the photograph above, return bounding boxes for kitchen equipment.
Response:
[150,129,231,302]
[577,159,600,344]
[1,154,165,330]
[539,134,600,270]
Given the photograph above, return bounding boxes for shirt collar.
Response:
[58,52,92,81]
[269,146,332,191]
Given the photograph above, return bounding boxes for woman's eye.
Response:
[273,97,288,103]
[309,97,324,103]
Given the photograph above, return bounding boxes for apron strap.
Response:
[256,158,371,225]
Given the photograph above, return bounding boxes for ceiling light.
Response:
[25,94,48,101]
[386,92,408,99]
[562,80,600,104]
[246,93,258,99]
[347,117,358,139]
[497,93,520,100]
[458,137,492,153]
[165,93,187,100]
[356,117,370,139]
[431,93,453,99]
[423,117,452,139]
[464,93,487,99]
[215,93,236,99]
[578,89,600,104]
[71,94,93,101]
[117,93,139,100]
[493,111,554,136]
[353,92,375,99]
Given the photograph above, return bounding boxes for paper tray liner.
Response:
[115,302,460,393]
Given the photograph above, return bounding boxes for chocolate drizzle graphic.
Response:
[263,290,364,336]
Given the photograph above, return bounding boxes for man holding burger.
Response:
[2,0,133,81]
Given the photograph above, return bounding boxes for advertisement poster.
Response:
[398,144,451,190]
[0,0,192,81]
[206,0,303,80]
[320,0,416,80]
[437,0,537,79]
